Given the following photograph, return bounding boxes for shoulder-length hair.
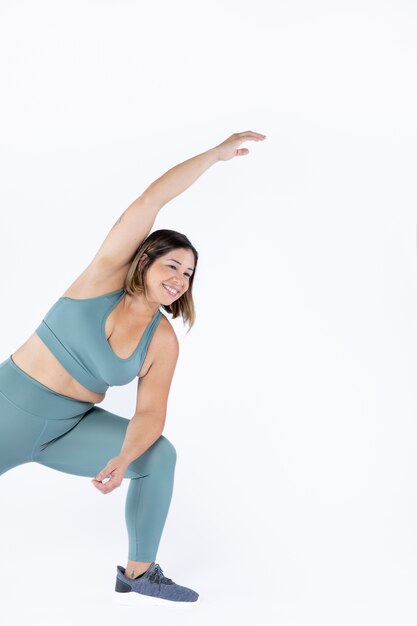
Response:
[124,229,199,330]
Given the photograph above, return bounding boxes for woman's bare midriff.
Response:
[11,334,108,404]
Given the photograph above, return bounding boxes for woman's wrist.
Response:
[118,451,135,467]
[206,146,221,162]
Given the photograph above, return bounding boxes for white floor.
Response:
[1,570,415,626]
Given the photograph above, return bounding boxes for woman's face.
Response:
[143,247,196,305]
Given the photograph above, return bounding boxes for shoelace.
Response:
[148,563,174,588]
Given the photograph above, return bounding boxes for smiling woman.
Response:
[123,229,199,330]
[0,130,266,607]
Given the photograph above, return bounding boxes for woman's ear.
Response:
[138,253,149,272]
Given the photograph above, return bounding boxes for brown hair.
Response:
[124,229,199,330]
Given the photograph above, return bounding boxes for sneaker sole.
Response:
[112,590,201,607]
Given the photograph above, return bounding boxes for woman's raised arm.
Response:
[90,131,266,273]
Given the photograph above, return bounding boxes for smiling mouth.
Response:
[163,284,179,296]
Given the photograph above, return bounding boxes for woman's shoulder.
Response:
[157,314,179,346]
[150,315,178,362]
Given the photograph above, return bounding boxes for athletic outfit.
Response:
[0,287,199,604]
[34,287,162,393]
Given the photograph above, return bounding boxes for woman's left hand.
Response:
[214,130,267,161]
[91,455,129,494]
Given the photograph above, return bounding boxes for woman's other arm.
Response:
[91,323,179,494]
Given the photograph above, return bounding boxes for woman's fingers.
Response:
[215,131,266,161]
[93,480,118,494]
[92,472,121,494]
[234,130,266,140]
[93,458,118,481]
[93,468,109,482]
[91,459,126,494]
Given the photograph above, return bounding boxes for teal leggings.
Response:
[0,355,176,562]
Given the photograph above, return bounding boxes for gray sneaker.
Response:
[113,562,200,606]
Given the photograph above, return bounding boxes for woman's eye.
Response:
[168,264,190,278]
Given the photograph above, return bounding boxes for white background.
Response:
[1,1,417,624]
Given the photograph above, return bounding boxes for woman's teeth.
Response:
[163,284,178,296]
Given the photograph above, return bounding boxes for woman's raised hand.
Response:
[214,130,267,161]
[91,455,129,494]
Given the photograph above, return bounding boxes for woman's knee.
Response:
[153,435,177,470]
[128,434,176,477]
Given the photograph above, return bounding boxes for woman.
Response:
[0,130,266,606]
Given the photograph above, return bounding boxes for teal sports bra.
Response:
[34,288,163,394]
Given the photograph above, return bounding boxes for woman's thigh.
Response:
[0,392,45,474]
[0,354,94,475]
[34,405,176,480]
